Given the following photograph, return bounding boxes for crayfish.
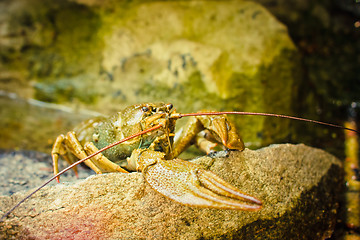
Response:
[1,102,358,220]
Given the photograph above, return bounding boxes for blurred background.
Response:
[1,0,359,156]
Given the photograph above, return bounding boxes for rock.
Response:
[0,150,92,196]
[0,93,99,153]
[0,144,343,239]
[0,0,300,148]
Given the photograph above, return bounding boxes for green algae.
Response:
[0,1,301,150]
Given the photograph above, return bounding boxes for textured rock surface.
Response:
[0,144,343,239]
[0,150,92,196]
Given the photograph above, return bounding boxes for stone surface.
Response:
[0,144,343,239]
[0,150,92,196]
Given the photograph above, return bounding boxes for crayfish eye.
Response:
[166,103,173,111]
[142,106,149,112]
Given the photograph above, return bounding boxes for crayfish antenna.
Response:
[179,111,360,135]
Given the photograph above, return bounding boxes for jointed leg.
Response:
[84,142,129,173]
[172,117,204,158]
[63,131,103,175]
[195,130,218,154]
[52,134,70,182]
[52,131,129,181]
[52,131,118,181]
[172,114,244,158]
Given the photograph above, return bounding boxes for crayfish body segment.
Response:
[51,103,261,211]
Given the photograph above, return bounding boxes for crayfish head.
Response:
[139,102,177,133]
[122,103,177,155]
[118,103,176,132]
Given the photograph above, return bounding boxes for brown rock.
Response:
[0,144,342,239]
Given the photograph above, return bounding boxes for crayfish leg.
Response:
[52,132,105,182]
[84,142,129,173]
[52,134,78,182]
[195,130,218,154]
[172,114,244,158]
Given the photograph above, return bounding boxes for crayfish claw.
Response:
[197,169,262,207]
[136,150,262,211]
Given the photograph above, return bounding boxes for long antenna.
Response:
[0,124,163,222]
[2,110,359,221]
[179,112,360,135]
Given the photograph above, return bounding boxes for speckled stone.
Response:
[0,144,342,239]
